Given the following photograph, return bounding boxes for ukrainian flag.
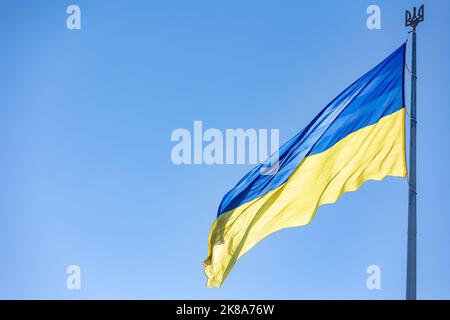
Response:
[204,44,407,287]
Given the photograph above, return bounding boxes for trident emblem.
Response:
[405,5,425,29]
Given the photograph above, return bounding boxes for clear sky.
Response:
[0,0,449,299]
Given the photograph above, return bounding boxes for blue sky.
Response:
[0,0,449,299]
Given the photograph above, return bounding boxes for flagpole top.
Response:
[405,5,425,30]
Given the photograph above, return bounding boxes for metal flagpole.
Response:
[405,4,424,301]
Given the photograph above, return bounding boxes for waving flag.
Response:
[204,44,407,287]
